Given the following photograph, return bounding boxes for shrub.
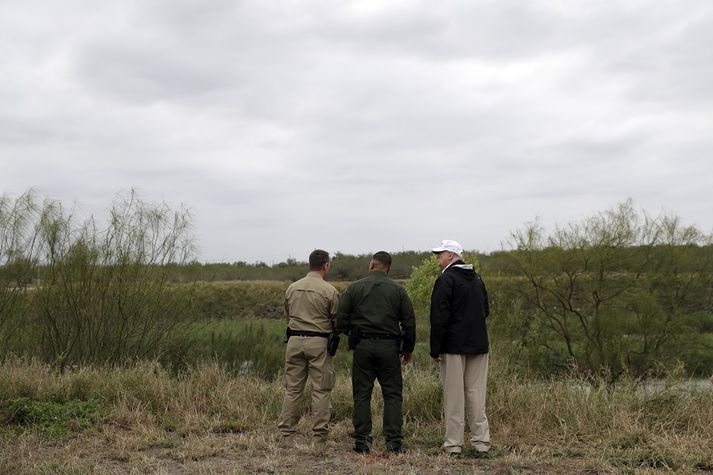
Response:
[0,191,41,355]
[506,200,713,380]
[29,191,195,370]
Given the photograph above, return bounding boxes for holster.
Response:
[348,327,362,350]
[398,329,406,354]
[327,332,340,356]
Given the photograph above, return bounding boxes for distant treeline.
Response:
[159,251,517,282]
[161,245,713,282]
[164,251,441,282]
[5,246,713,284]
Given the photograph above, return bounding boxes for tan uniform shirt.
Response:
[285,271,339,333]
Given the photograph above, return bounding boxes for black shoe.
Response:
[388,447,406,455]
[353,446,370,454]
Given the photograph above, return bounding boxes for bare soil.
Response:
[2,421,692,474]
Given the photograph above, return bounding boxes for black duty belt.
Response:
[361,332,399,340]
[287,329,330,338]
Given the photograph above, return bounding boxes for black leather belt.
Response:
[287,329,330,338]
[361,332,399,340]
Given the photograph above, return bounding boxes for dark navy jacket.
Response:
[429,261,489,358]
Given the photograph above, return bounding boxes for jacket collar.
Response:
[443,259,475,273]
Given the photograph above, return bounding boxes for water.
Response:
[642,378,713,392]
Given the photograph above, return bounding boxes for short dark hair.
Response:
[309,249,330,270]
[371,251,392,268]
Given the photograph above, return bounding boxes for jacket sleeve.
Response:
[398,286,416,354]
[429,274,452,358]
[479,274,490,319]
[335,286,352,335]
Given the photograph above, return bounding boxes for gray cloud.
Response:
[2,0,712,262]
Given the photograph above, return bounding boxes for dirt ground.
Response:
[2,421,690,475]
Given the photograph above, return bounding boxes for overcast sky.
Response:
[2,0,712,263]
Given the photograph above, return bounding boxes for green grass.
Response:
[181,318,287,378]
[188,280,350,320]
[2,397,101,439]
[159,318,441,380]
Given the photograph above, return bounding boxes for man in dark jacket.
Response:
[336,251,416,454]
[430,239,490,455]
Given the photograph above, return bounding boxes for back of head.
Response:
[371,251,392,272]
[309,249,330,271]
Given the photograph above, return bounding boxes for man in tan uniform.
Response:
[278,249,340,444]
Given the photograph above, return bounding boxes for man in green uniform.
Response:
[278,249,340,444]
[336,251,416,454]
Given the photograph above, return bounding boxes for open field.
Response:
[2,277,713,473]
[1,358,712,474]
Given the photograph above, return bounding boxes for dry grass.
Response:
[1,357,712,474]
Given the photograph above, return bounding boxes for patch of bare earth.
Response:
[0,421,651,474]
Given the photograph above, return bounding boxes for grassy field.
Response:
[1,357,712,474]
[2,277,713,473]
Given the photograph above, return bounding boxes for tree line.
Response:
[163,251,436,282]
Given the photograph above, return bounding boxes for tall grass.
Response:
[2,357,712,473]
[2,357,711,452]
[155,317,444,380]
[160,318,288,378]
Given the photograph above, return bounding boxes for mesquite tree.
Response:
[30,191,195,370]
[507,200,713,381]
[0,191,41,354]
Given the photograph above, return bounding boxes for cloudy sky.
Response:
[2,0,712,263]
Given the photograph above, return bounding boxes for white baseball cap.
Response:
[431,239,464,255]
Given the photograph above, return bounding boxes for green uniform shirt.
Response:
[285,272,340,333]
[336,271,416,353]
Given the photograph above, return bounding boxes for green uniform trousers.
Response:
[352,339,403,451]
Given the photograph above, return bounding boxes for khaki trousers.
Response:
[278,336,335,439]
[440,353,490,453]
